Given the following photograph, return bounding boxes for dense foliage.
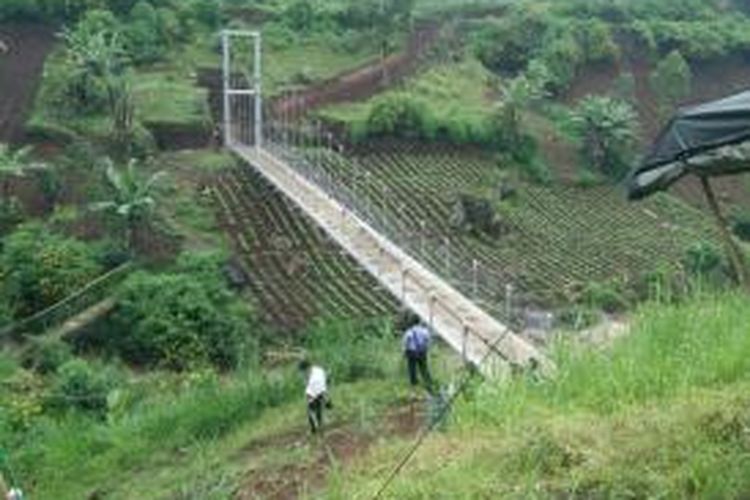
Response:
[570,96,639,179]
[0,224,103,319]
[107,252,254,370]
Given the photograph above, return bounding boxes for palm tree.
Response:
[92,159,165,254]
[493,63,549,152]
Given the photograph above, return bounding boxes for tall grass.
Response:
[10,368,298,498]
[329,293,750,499]
[467,292,750,426]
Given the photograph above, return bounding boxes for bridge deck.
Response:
[232,145,549,372]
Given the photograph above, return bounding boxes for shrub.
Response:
[47,359,121,416]
[537,34,585,94]
[366,93,434,139]
[575,19,620,63]
[450,194,507,237]
[472,9,552,74]
[189,0,222,28]
[0,224,103,318]
[570,96,639,180]
[683,241,724,277]
[124,1,168,64]
[651,50,691,119]
[582,280,630,314]
[22,338,73,375]
[109,253,254,371]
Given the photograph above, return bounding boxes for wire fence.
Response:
[253,117,527,331]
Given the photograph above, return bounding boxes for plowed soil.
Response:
[0,23,56,144]
[234,404,424,500]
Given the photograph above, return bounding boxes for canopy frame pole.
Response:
[700,175,749,289]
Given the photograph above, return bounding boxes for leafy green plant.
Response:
[108,253,254,371]
[683,241,724,276]
[22,338,73,375]
[366,92,435,139]
[570,96,639,180]
[47,358,121,416]
[91,159,164,254]
[651,50,692,120]
[0,224,102,318]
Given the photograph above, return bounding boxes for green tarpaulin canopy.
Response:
[629,90,750,200]
[628,89,750,287]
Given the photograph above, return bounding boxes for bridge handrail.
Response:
[0,262,133,341]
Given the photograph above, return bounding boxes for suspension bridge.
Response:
[221,31,549,373]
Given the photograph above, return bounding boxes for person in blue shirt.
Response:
[402,315,434,394]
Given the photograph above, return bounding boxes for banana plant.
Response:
[91,159,165,254]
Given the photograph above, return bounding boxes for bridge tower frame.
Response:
[221,30,262,150]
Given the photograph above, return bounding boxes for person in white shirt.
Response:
[299,360,329,434]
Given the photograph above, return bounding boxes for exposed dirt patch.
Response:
[148,122,214,151]
[0,23,57,144]
[233,405,424,500]
[273,22,442,117]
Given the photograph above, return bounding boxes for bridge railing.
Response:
[260,130,531,332]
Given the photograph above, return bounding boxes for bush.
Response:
[574,19,620,63]
[582,280,630,314]
[570,96,639,180]
[22,338,73,375]
[472,9,552,74]
[0,224,103,318]
[651,50,691,118]
[366,92,435,139]
[109,253,254,371]
[683,241,724,277]
[124,1,168,64]
[47,359,121,416]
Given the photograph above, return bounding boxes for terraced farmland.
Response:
[305,142,718,311]
[210,164,399,331]
[211,141,718,331]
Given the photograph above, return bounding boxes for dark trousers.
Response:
[406,351,433,393]
[307,394,325,433]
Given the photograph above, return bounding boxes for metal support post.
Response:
[505,283,514,321]
[254,34,262,151]
[420,220,426,258]
[221,32,231,147]
[444,237,451,278]
[472,259,479,300]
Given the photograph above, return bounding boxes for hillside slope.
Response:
[328,293,750,498]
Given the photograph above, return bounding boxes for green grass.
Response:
[318,58,496,130]
[4,316,461,499]
[132,71,210,127]
[326,292,750,498]
[415,0,513,18]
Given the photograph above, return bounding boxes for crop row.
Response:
[298,142,718,312]
[211,166,398,331]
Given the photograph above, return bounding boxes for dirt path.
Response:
[0,23,57,144]
[233,404,424,499]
